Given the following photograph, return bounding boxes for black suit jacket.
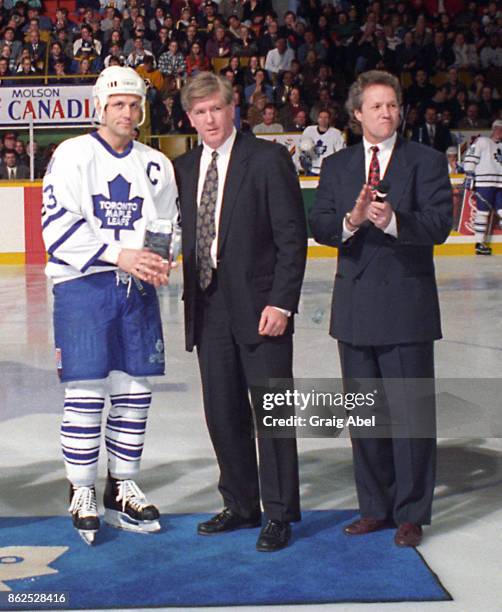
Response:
[309,136,452,346]
[174,132,307,351]
[421,43,455,71]
[411,123,453,152]
[24,41,47,64]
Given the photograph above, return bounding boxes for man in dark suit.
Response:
[23,29,47,70]
[411,106,453,152]
[309,70,452,547]
[0,151,30,180]
[457,102,491,130]
[421,31,455,75]
[404,69,435,110]
[174,72,307,552]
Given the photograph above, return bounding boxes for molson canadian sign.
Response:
[0,86,96,126]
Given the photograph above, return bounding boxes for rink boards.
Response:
[0,178,501,264]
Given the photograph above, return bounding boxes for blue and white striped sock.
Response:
[106,372,152,480]
[61,383,105,486]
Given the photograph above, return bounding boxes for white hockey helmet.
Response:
[299,136,315,154]
[93,66,147,126]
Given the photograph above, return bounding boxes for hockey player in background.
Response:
[446,146,463,174]
[41,66,180,544]
[463,119,502,255]
[299,109,345,175]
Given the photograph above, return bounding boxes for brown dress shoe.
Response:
[344,517,390,535]
[394,523,422,547]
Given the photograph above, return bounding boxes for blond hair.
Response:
[180,72,233,112]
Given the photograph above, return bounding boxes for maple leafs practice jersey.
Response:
[42,131,180,282]
[463,136,502,188]
[301,126,346,175]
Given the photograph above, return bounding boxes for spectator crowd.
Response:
[0,0,500,175]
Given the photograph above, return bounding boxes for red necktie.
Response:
[368,145,380,188]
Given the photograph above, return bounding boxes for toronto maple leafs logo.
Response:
[494,147,502,166]
[313,139,328,158]
[0,546,68,591]
[149,338,165,364]
[92,174,144,240]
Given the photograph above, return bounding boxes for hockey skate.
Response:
[475,242,492,255]
[103,475,161,533]
[68,484,100,545]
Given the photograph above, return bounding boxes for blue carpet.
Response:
[0,511,451,609]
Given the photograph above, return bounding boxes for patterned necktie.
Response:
[368,145,380,188]
[196,150,218,290]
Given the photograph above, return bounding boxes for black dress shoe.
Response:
[197,508,261,535]
[256,520,291,552]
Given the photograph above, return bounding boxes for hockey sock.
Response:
[474,210,490,243]
[106,371,152,480]
[61,382,105,486]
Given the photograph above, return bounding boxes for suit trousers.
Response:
[338,341,436,525]
[195,273,301,523]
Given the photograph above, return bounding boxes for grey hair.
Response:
[180,72,233,112]
[346,70,402,119]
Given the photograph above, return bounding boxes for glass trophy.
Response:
[144,219,173,261]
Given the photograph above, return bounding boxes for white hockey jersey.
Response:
[462,136,502,188]
[42,132,180,282]
[301,125,345,174]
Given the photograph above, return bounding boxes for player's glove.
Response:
[463,172,474,191]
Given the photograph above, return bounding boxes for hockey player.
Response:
[446,146,463,174]
[300,109,345,175]
[41,66,180,544]
[462,119,502,255]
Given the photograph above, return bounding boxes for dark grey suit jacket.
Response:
[0,164,30,179]
[410,123,453,152]
[309,136,453,346]
[174,132,308,351]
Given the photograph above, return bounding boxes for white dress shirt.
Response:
[197,128,237,269]
[343,131,398,240]
[427,123,435,142]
